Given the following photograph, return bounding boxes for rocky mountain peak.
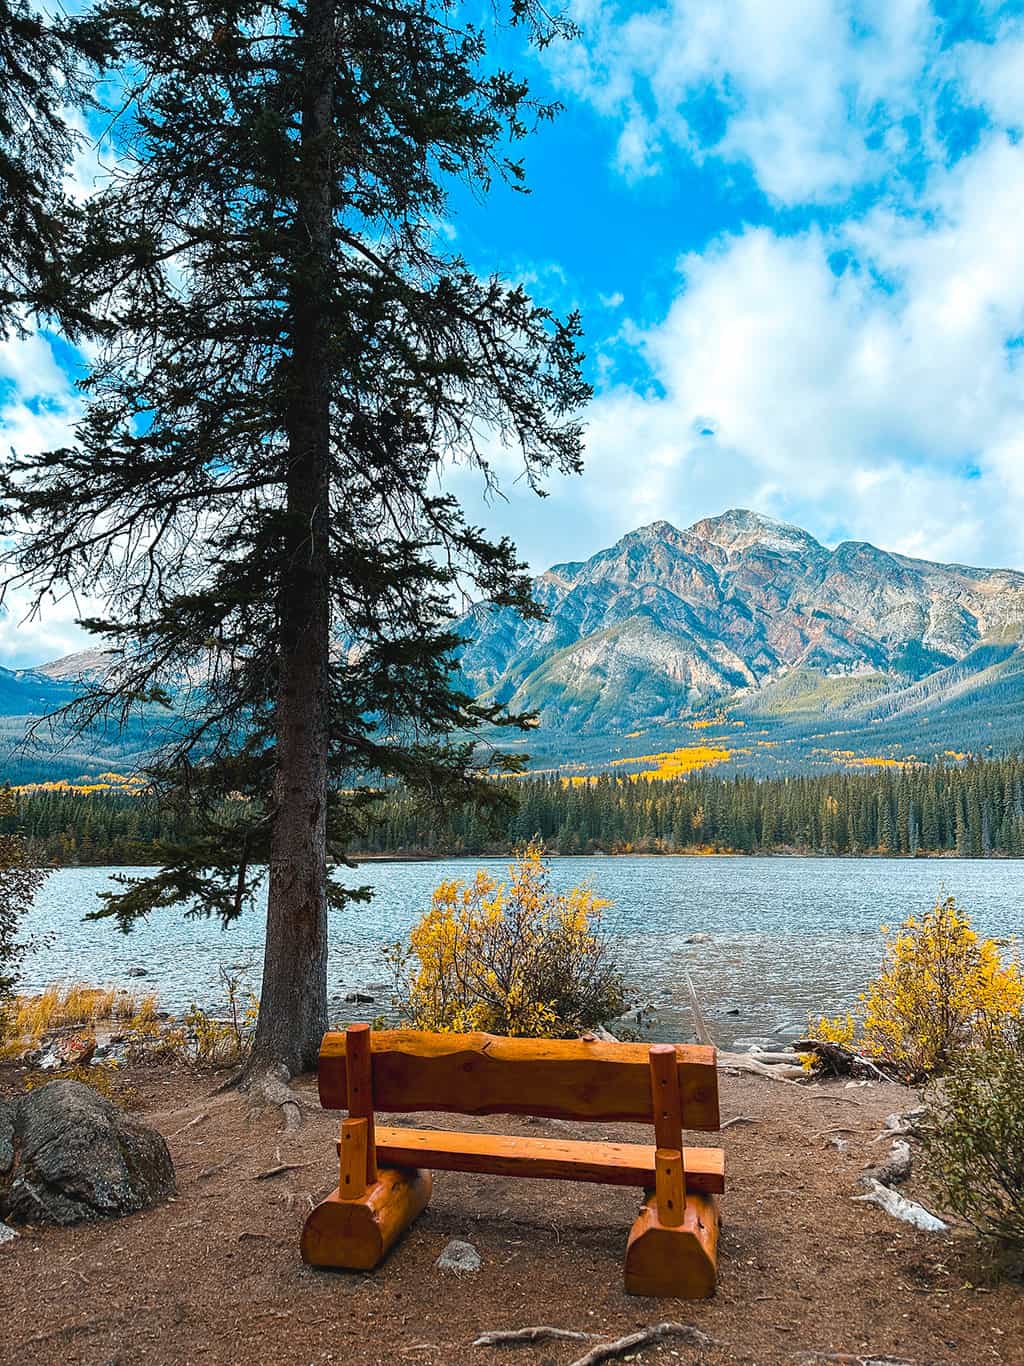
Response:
[687,508,823,557]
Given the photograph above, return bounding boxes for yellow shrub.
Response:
[862,898,1023,1079]
[810,1012,857,1048]
[389,840,625,1038]
[1,983,158,1053]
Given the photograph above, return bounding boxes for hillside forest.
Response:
[9,752,1024,864]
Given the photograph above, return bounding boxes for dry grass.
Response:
[0,982,159,1056]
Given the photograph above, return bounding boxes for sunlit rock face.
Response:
[456,509,1024,732]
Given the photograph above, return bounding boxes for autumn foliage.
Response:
[810,898,1023,1081]
[389,842,626,1038]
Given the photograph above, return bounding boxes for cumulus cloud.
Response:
[461,0,1024,574]
[551,0,939,204]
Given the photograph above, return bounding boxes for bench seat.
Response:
[372,1125,725,1193]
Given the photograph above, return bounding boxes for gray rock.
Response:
[685,932,712,944]
[0,1220,16,1245]
[344,991,374,1004]
[434,1238,481,1274]
[0,1080,175,1226]
[126,966,149,978]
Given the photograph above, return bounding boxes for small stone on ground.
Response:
[435,1239,481,1274]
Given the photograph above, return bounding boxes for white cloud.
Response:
[0,329,95,667]
[551,0,938,204]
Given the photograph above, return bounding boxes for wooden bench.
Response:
[301,1024,725,1298]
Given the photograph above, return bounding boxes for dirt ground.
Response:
[2,1062,1022,1366]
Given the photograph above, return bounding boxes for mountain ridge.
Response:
[7,509,1024,780]
[455,509,1024,750]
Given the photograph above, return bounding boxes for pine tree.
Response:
[0,0,109,335]
[2,0,588,1080]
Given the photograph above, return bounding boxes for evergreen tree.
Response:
[2,0,588,1080]
[0,0,108,334]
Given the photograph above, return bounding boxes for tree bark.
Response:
[248,0,335,1078]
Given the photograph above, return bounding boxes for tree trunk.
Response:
[248,0,336,1078]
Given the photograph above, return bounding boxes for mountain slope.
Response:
[456,510,1024,765]
[9,509,1024,780]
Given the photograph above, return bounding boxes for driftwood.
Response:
[852,1178,948,1232]
[794,1039,895,1082]
[718,1052,806,1083]
[872,1108,927,1142]
[568,1323,717,1366]
[860,1140,912,1190]
[473,1327,591,1347]
[683,967,715,1048]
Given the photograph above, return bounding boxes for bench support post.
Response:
[302,1023,432,1271]
[623,1044,719,1298]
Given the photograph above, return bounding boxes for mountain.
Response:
[7,509,1024,781]
[456,510,1024,769]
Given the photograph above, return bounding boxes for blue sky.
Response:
[5,0,1024,665]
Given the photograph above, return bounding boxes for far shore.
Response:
[36,846,1024,869]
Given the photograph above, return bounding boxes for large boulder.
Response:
[0,1080,175,1225]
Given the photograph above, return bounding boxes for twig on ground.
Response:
[473,1327,592,1347]
[197,1154,238,1181]
[168,1112,209,1139]
[568,1322,718,1366]
[255,1160,317,1181]
[721,1114,757,1130]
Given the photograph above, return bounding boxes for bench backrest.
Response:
[319,1028,720,1132]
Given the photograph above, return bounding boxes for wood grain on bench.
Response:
[373,1124,726,1192]
[319,1030,720,1131]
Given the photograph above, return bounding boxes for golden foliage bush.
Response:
[389,840,626,1038]
[861,897,1023,1080]
[807,899,1023,1082]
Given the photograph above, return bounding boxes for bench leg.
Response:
[301,1166,432,1270]
[623,1191,720,1299]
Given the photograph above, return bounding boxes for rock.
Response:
[344,991,374,1004]
[0,1080,175,1226]
[126,966,148,978]
[0,1220,16,1245]
[435,1238,481,1274]
[685,932,712,944]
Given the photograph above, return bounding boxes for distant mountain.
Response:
[8,509,1024,781]
[456,510,1024,768]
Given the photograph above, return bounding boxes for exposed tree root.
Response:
[472,1327,592,1347]
[568,1323,718,1366]
[860,1140,912,1190]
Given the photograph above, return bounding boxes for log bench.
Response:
[301,1024,725,1298]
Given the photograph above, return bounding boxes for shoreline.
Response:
[36,847,1024,868]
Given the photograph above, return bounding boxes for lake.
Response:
[18,856,1024,1048]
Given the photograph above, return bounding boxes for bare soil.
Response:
[2,1062,1021,1366]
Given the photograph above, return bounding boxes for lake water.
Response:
[19,856,1024,1048]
